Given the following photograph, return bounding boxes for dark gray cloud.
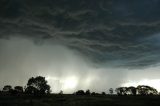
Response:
[0,0,160,68]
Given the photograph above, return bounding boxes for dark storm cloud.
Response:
[0,0,160,68]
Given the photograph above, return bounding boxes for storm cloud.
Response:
[0,0,160,93]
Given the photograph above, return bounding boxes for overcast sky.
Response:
[0,0,160,93]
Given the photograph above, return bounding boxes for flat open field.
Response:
[0,94,160,106]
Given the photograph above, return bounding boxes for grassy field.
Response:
[0,94,160,106]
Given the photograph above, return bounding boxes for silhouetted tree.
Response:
[109,88,114,94]
[75,90,85,95]
[91,92,96,95]
[3,85,12,92]
[115,87,128,95]
[0,90,1,93]
[127,86,137,95]
[137,85,158,95]
[14,86,23,93]
[26,76,51,95]
[59,90,63,95]
[102,92,106,95]
[25,86,38,95]
[115,87,122,95]
[85,89,91,95]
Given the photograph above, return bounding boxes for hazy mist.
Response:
[0,37,160,93]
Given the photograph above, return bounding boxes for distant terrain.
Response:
[0,94,160,106]
[0,76,159,106]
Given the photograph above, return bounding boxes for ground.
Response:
[0,94,160,106]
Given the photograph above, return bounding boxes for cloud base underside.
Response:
[0,0,160,68]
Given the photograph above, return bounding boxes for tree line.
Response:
[115,85,158,96]
[0,76,50,95]
[74,85,158,96]
[0,76,159,96]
